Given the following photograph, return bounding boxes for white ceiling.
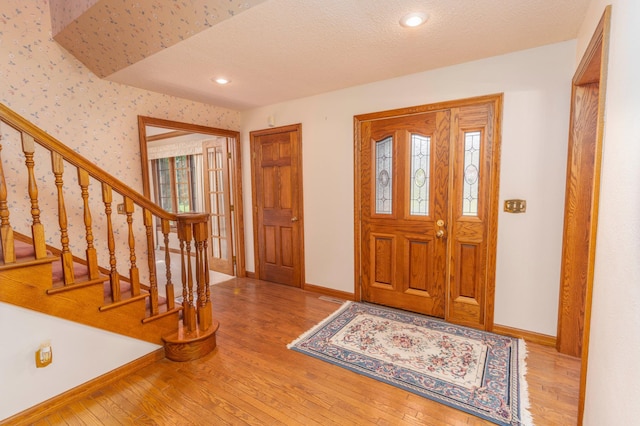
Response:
[106,0,590,111]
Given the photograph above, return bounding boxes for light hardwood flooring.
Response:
[31,278,580,425]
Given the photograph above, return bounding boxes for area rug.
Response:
[288,302,532,425]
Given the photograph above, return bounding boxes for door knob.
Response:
[291,217,299,222]
[436,229,445,238]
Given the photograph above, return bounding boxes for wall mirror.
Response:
[138,116,245,278]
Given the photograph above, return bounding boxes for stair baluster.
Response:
[124,197,140,296]
[101,183,120,302]
[21,133,47,259]
[178,217,196,331]
[77,169,100,279]
[143,209,159,315]
[161,218,175,310]
[203,236,212,327]
[0,142,15,264]
[51,152,75,285]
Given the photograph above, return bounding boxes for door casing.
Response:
[554,6,610,424]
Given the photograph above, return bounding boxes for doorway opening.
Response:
[554,6,611,424]
[137,116,246,286]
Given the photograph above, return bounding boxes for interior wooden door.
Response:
[361,111,450,317]
[251,124,304,287]
[203,139,234,275]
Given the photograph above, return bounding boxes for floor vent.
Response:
[318,296,346,304]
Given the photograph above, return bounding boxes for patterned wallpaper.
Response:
[0,0,241,283]
[48,0,98,35]
[51,0,266,77]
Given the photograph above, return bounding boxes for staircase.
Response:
[0,103,218,362]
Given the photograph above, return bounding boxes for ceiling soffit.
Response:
[50,0,266,78]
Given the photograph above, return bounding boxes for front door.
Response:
[360,111,450,317]
[250,124,304,287]
[357,96,501,330]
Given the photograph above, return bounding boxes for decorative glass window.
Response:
[375,136,393,214]
[410,134,430,216]
[462,131,481,216]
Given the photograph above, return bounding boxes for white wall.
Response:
[0,303,159,420]
[241,41,575,336]
[576,1,640,424]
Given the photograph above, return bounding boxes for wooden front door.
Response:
[356,96,501,330]
[203,139,234,275]
[360,111,450,317]
[251,124,304,287]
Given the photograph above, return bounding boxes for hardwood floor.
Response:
[30,278,580,425]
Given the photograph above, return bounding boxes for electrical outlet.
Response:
[35,341,53,368]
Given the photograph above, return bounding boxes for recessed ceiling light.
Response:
[214,77,230,85]
[400,12,428,28]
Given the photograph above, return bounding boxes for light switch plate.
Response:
[504,199,526,213]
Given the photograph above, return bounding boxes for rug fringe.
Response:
[287,301,352,349]
[518,338,534,426]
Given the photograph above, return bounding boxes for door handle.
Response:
[436,219,446,239]
[291,217,299,222]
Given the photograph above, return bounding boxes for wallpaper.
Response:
[51,0,266,77]
[48,0,97,35]
[0,0,241,284]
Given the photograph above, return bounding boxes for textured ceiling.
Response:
[60,0,591,111]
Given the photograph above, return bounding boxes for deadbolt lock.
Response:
[436,219,445,227]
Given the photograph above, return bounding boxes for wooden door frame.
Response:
[250,123,306,286]
[353,94,502,330]
[554,6,610,425]
[137,116,247,277]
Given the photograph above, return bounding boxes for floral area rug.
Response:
[288,302,532,425]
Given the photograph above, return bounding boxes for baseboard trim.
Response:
[303,283,355,301]
[0,348,165,425]
[493,324,557,347]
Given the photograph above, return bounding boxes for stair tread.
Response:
[12,239,172,331]
[9,239,52,261]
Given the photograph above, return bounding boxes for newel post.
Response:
[176,213,211,332]
[193,219,212,330]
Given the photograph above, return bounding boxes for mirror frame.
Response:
[137,115,246,277]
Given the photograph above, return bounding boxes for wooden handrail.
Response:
[0,103,173,221]
[1,103,216,342]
